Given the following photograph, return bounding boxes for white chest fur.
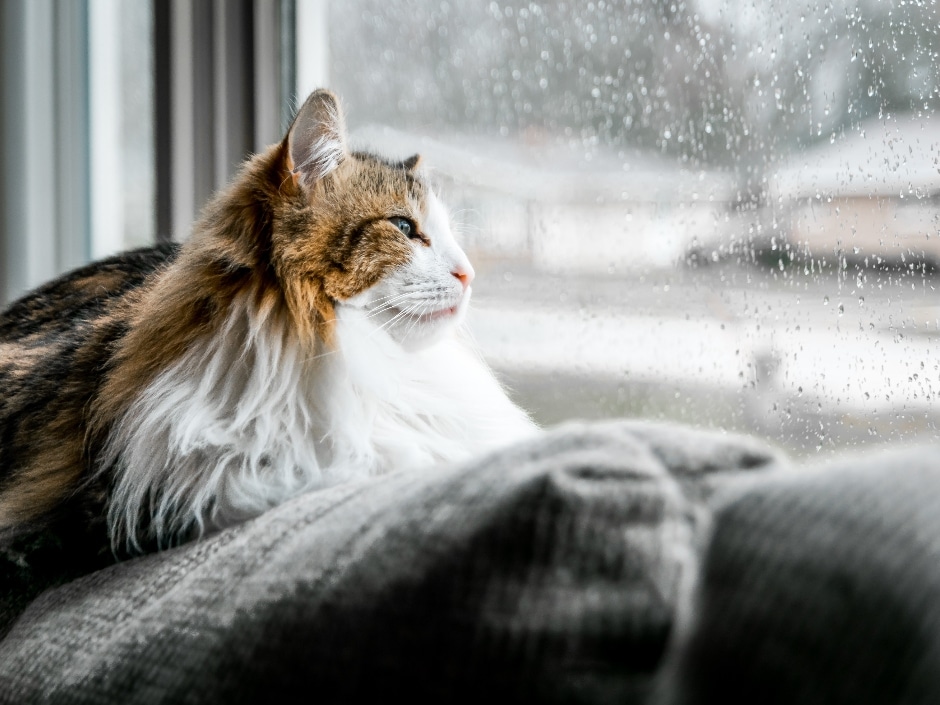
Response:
[104,298,536,551]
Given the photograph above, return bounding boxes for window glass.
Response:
[118,0,155,250]
[89,0,154,258]
[330,0,940,458]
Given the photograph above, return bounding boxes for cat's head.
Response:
[261,90,474,351]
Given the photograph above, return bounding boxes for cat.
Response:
[0,89,536,559]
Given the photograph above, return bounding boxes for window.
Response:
[90,0,155,257]
[1,0,937,458]
[329,0,940,457]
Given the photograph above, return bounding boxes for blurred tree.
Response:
[329,0,940,173]
[331,0,741,164]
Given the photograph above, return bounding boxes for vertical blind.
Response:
[0,0,328,304]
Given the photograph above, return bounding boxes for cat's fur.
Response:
[0,90,535,557]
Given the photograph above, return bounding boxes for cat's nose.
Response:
[452,265,474,290]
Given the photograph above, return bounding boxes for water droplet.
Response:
[823,295,830,305]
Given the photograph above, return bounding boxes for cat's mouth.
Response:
[420,305,459,322]
[390,304,459,323]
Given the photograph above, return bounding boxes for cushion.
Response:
[658,444,940,705]
[0,421,782,704]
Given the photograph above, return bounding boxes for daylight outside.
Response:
[321,0,940,458]
[10,0,940,459]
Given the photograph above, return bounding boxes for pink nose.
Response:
[452,266,474,290]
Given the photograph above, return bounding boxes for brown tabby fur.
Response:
[0,90,425,560]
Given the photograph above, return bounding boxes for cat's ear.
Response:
[402,154,422,171]
[285,89,348,189]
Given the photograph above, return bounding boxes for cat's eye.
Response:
[390,217,417,239]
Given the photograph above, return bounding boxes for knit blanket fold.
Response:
[5,421,931,704]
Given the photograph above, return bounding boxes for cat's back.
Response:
[0,244,180,491]
[0,243,179,342]
[0,243,181,533]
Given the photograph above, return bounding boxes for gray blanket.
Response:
[0,421,935,704]
[659,443,940,705]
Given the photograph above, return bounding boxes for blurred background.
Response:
[1,0,939,458]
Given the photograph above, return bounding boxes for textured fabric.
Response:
[0,421,781,705]
[10,419,940,704]
[658,445,940,705]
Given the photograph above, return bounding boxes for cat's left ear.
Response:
[285,89,348,189]
[402,154,422,171]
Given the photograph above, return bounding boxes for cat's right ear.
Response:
[285,89,348,190]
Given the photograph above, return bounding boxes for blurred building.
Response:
[770,113,940,266]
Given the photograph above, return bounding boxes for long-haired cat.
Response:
[0,89,536,560]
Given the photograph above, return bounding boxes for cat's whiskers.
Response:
[371,303,422,338]
[400,306,427,343]
[363,293,415,319]
[401,298,444,343]
[370,308,409,335]
[365,287,456,319]
[365,291,410,306]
